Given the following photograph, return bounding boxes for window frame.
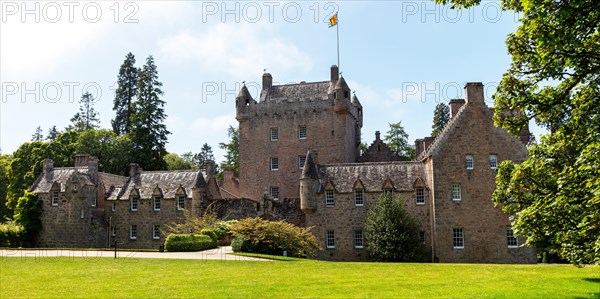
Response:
[177,195,185,210]
[465,155,474,170]
[451,184,462,202]
[91,196,97,207]
[51,191,59,206]
[419,231,426,244]
[326,230,335,249]
[507,228,518,248]
[325,190,334,207]
[270,187,279,200]
[153,196,161,211]
[298,125,307,139]
[354,189,364,207]
[416,188,425,205]
[111,226,116,237]
[354,230,364,249]
[489,154,498,170]
[298,155,306,169]
[130,197,139,211]
[112,202,116,212]
[270,127,278,141]
[153,224,161,240]
[453,228,464,249]
[130,225,137,240]
[270,157,279,171]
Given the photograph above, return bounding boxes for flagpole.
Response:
[336,13,340,71]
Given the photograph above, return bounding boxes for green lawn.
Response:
[1,256,598,298]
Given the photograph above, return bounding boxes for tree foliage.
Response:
[384,121,416,160]
[31,126,43,142]
[194,143,215,169]
[219,126,239,177]
[164,153,195,170]
[435,0,600,264]
[431,103,450,137]
[74,129,133,176]
[0,154,12,219]
[46,126,59,141]
[13,191,42,245]
[112,52,139,136]
[70,92,100,131]
[130,55,170,171]
[365,193,425,262]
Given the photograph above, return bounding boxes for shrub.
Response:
[212,220,238,239]
[0,221,24,247]
[229,218,320,257]
[200,229,218,242]
[231,237,257,253]
[164,234,217,252]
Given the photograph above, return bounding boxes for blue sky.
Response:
[1,1,538,162]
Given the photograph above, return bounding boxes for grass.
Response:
[1,255,598,298]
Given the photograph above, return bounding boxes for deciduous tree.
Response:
[219,126,239,177]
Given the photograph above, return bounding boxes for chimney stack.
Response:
[330,65,339,83]
[88,156,99,180]
[75,153,90,167]
[204,160,215,178]
[449,99,466,118]
[129,163,140,178]
[465,82,484,105]
[43,159,54,181]
[262,73,272,91]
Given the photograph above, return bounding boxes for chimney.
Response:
[204,160,215,178]
[88,156,99,180]
[129,163,140,178]
[330,65,339,82]
[375,131,381,141]
[43,159,54,181]
[262,73,272,91]
[449,99,466,118]
[75,153,90,167]
[465,82,484,105]
[223,167,234,183]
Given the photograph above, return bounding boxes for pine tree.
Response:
[112,52,139,135]
[431,103,450,137]
[70,92,100,131]
[193,143,215,169]
[46,125,59,141]
[31,126,43,141]
[384,121,415,160]
[130,56,170,171]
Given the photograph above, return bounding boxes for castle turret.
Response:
[236,85,254,121]
[352,93,363,127]
[333,76,350,114]
[300,151,319,213]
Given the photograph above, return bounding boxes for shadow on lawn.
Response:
[573,278,600,299]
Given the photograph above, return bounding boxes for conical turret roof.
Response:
[301,151,319,180]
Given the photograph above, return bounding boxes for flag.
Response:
[329,13,338,27]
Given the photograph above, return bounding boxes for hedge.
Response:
[0,222,24,247]
[164,234,217,252]
[200,229,218,242]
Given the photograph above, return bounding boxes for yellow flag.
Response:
[329,13,338,27]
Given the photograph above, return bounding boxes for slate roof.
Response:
[30,167,94,193]
[318,161,425,193]
[106,170,207,200]
[262,81,332,102]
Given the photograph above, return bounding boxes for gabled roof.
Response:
[107,170,206,200]
[318,161,425,193]
[261,81,332,102]
[30,168,94,193]
[417,100,469,161]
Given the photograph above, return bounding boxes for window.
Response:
[298,125,307,139]
[466,155,474,170]
[91,196,97,207]
[270,187,279,200]
[453,228,464,249]
[326,230,335,248]
[80,208,85,219]
[451,184,461,201]
[130,225,137,240]
[416,188,425,205]
[111,227,116,237]
[298,155,306,169]
[153,225,161,240]
[270,157,279,171]
[325,190,334,207]
[419,231,426,244]
[130,197,139,211]
[354,230,364,249]
[354,189,364,206]
[489,154,498,169]
[153,196,161,211]
[112,203,116,212]
[270,127,278,141]
[51,191,59,206]
[177,196,185,210]
[507,228,518,248]
[72,182,78,192]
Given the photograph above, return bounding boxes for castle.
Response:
[30,65,536,263]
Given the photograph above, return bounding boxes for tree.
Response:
[112,52,139,136]
[219,126,239,177]
[130,56,170,171]
[46,126,59,141]
[74,129,133,176]
[0,154,12,219]
[70,92,100,131]
[435,0,600,264]
[164,153,195,170]
[13,191,42,245]
[364,193,425,262]
[193,143,215,169]
[384,121,415,160]
[431,103,450,137]
[31,126,43,141]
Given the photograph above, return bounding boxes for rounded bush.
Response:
[164,234,217,252]
[200,229,218,242]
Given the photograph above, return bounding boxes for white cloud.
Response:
[158,23,314,79]
[191,113,236,133]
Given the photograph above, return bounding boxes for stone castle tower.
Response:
[236,65,363,201]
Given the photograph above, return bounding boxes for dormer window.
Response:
[325,190,334,207]
[51,191,59,206]
[72,182,78,192]
[153,196,161,211]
